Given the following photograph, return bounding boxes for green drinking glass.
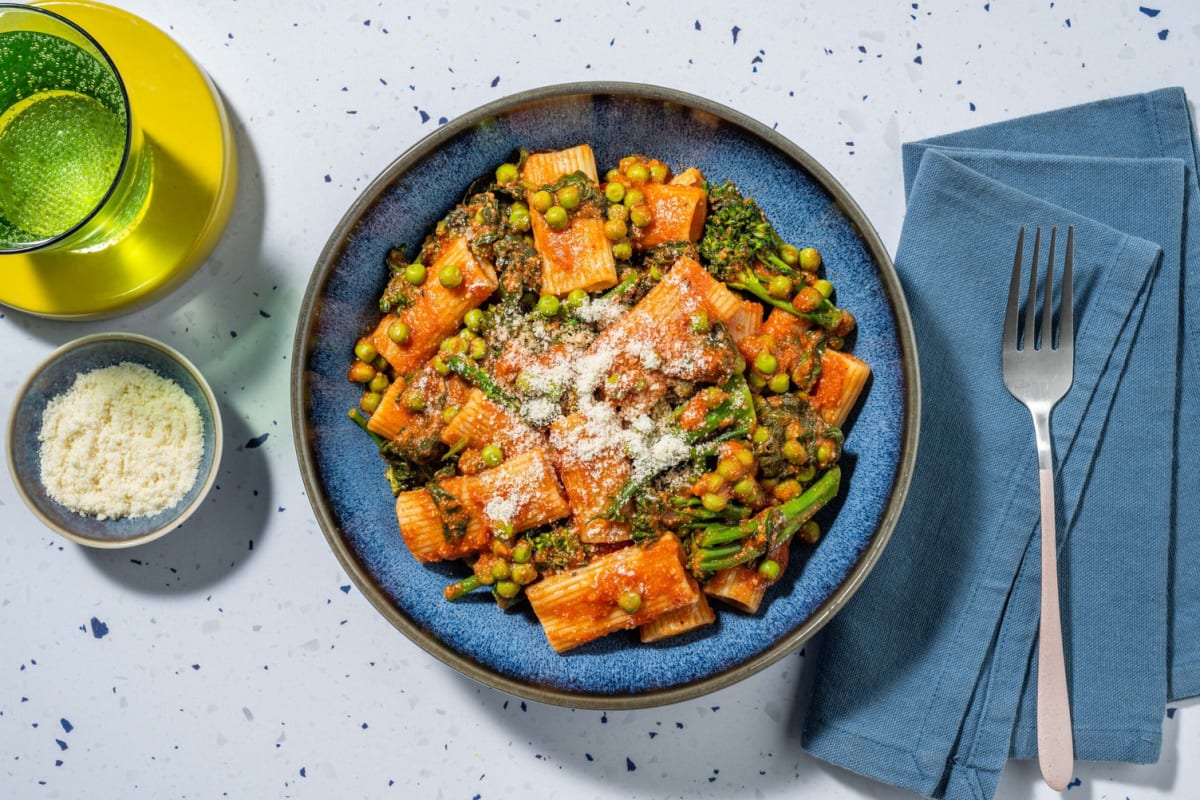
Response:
[0,3,151,253]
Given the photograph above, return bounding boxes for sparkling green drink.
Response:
[0,4,151,253]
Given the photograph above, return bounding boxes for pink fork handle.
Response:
[1037,466,1074,790]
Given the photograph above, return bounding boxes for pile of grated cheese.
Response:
[37,362,205,521]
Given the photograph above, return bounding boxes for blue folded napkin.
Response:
[801,87,1199,799]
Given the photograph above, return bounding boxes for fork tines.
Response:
[1005,225,1074,353]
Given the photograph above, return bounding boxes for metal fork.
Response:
[1001,225,1075,791]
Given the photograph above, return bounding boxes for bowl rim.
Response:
[6,330,224,549]
[290,81,920,709]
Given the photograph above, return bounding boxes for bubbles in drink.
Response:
[0,90,125,237]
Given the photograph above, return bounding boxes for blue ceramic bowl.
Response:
[7,332,222,548]
[292,83,919,708]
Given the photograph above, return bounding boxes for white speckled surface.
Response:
[2,1,1198,797]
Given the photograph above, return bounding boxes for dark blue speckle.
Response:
[731,25,741,44]
[1139,6,1161,16]
[192,664,201,670]
[416,108,430,123]
[1066,777,1080,789]
[490,76,500,88]
[361,722,368,729]
[969,102,976,111]
[340,585,351,594]
[914,55,923,64]
[55,739,68,751]
[626,757,636,771]
[600,712,608,723]
[1157,29,1168,40]
[585,753,593,761]
[694,20,701,30]
[1167,707,1177,719]
[245,433,270,449]
[89,617,109,639]
[520,701,527,712]
[300,767,307,777]
[60,718,73,733]
[324,174,332,183]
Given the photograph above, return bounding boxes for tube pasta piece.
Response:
[633,183,708,249]
[810,348,872,427]
[521,145,617,296]
[370,237,499,374]
[522,143,600,186]
[549,413,632,544]
[725,300,764,345]
[639,578,716,643]
[668,167,705,187]
[439,387,544,455]
[396,448,570,563]
[703,541,791,614]
[526,534,699,653]
[590,255,739,385]
[367,373,418,441]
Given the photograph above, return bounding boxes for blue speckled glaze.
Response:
[8,334,221,546]
[295,85,912,703]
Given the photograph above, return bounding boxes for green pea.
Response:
[565,288,588,309]
[649,163,668,182]
[403,391,425,412]
[469,337,487,360]
[798,247,822,271]
[530,190,554,213]
[752,426,771,444]
[733,356,747,375]
[457,327,476,341]
[387,320,411,345]
[439,336,467,354]
[481,443,504,466]
[511,541,532,564]
[605,167,621,181]
[747,372,767,390]
[556,184,581,210]
[817,441,835,464]
[509,206,531,232]
[799,520,821,544]
[604,218,628,241]
[360,391,382,414]
[464,308,484,331]
[690,310,710,333]
[782,439,805,463]
[431,356,450,375]
[648,265,661,280]
[827,335,845,351]
[612,241,632,261]
[442,405,460,424]
[757,559,781,581]
[733,477,758,501]
[716,457,742,480]
[623,188,644,208]
[491,560,512,581]
[368,373,390,393]
[768,372,791,394]
[814,279,834,298]
[348,361,376,383]
[536,293,560,317]
[701,492,727,512]
[607,204,628,222]
[617,590,643,614]
[511,563,537,585]
[754,351,778,375]
[495,162,519,183]
[735,448,755,467]
[625,163,649,183]
[354,339,378,363]
[780,244,800,266]
[605,181,626,203]
[439,263,463,288]
[544,205,569,230]
[629,204,652,228]
[768,275,794,299]
[796,464,816,483]
[495,580,520,599]
[404,262,426,285]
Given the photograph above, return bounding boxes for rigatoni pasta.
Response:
[345,145,865,653]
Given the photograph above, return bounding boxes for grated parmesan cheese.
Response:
[37,362,205,521]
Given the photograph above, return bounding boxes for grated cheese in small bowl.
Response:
[7,333,223,548]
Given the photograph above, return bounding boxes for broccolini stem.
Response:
[730,270,845,330]
[444,574,481,601]
[601,272,639,300]
[444,355,519,410]
[348,407,387,446]
[691,466,841,576]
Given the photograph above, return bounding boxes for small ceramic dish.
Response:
[7,332,222,548]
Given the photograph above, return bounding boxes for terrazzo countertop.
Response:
[3,1,1198,797]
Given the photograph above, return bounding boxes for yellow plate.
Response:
[0,0,236,319]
